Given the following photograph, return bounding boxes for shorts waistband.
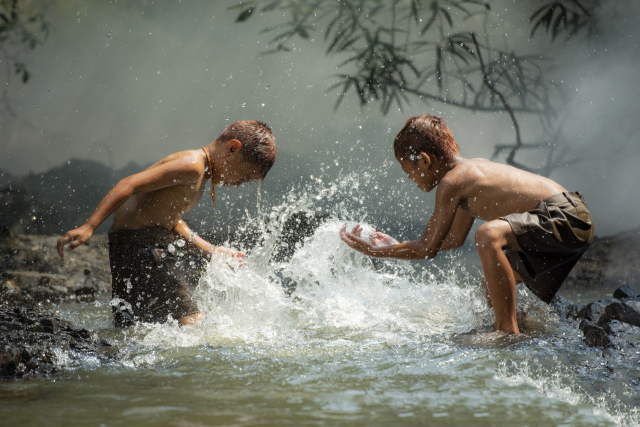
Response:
[108,227,177,248]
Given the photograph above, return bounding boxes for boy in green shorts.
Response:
[340,114,593,334]
[58,120,276,326]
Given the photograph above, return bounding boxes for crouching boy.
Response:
[58,120,276,327]
[340,114,593,334]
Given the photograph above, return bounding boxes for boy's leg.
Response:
[475,220,523,334]
[480,270,523,308]
[178,312,203,326]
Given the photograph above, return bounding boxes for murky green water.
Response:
[2,178,639,426]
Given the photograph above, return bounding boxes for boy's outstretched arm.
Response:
[340,180,462,260]
[172,220,245,260]
[57,158,200,257]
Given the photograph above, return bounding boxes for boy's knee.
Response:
[475,221,507,250]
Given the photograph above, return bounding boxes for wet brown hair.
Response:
[217,120,276,178]
[393,114,460,163]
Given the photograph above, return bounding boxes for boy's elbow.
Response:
[415,245,437,260]
[117,177,136,196]
[422,251,437,260]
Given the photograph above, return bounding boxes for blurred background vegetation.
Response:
[0,0,638,240]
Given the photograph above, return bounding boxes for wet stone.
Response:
[551,295,583,320]
[613,284,640,300]
[577,301,608,324]
[599,302,640,328]
[579,320,611,347]
[0,306,116,380]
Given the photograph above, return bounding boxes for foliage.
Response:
[530,0,599,40]
[230,0,598,174]
[0,0,49,85]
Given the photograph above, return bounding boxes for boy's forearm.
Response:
[172,220,215,258]
[369,239,437,260]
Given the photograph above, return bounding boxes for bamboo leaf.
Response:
[439,7,453,27]
[236,6,255,22]
[421,12,437,33]
[296,26,309,39]
[435,47,443,91]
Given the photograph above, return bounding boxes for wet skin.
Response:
[340,153,567,334]
[57,139,263,325]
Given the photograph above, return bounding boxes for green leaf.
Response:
[421,13,436,33]
[435,47,443,91]
[236,6,255,22]
[551,6,567,39]
[296,26,309,38]
[411,0,420,25]
[439,7,453,27]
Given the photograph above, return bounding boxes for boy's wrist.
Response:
[82,222,97,233]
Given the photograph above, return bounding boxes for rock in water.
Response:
[551,295,583,320]
[577,301,608,324]
[579,320,611,347]
[0,306,115,379]
[600,302,640,328]
[613,284,640,300]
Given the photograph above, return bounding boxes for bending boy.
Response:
[340,114,593,334]
[57,120,276,327]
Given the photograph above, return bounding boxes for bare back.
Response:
[112,150,207,230]
[445,158,566,221]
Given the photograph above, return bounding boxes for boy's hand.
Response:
[370,229,400,246]
[57,225,93,258]
[213,246,247,266]
[339,224,375,256]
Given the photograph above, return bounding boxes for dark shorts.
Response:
[108,227,199,327]
[502,192,594,304]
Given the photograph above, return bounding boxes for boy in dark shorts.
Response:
[57,120,276,326]
[340,114,593,334]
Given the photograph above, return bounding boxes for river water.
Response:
[2,176,640,426]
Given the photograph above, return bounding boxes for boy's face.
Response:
[214,138,265,187]
[217,156,263,187]
[399,154,437,192]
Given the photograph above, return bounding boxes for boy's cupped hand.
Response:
[340,224,399,256]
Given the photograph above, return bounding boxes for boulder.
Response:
[579,320,611,347]
[598,302,640,328]
[613,284,640,300]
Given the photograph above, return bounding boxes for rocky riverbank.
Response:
[1,231,111,307]
[0,305,115,379]
[1,232,113,379]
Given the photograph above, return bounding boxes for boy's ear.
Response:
[418,152,432,168]
[225,139,242,154]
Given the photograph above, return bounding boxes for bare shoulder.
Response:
[439,159,484,191]
[146,150,204,175]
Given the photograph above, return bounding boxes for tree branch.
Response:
[471,32,524,168]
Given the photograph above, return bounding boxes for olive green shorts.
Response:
[502,192,594,304]
[108,227,199,327]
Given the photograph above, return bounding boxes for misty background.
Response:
[1,0,639,244]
